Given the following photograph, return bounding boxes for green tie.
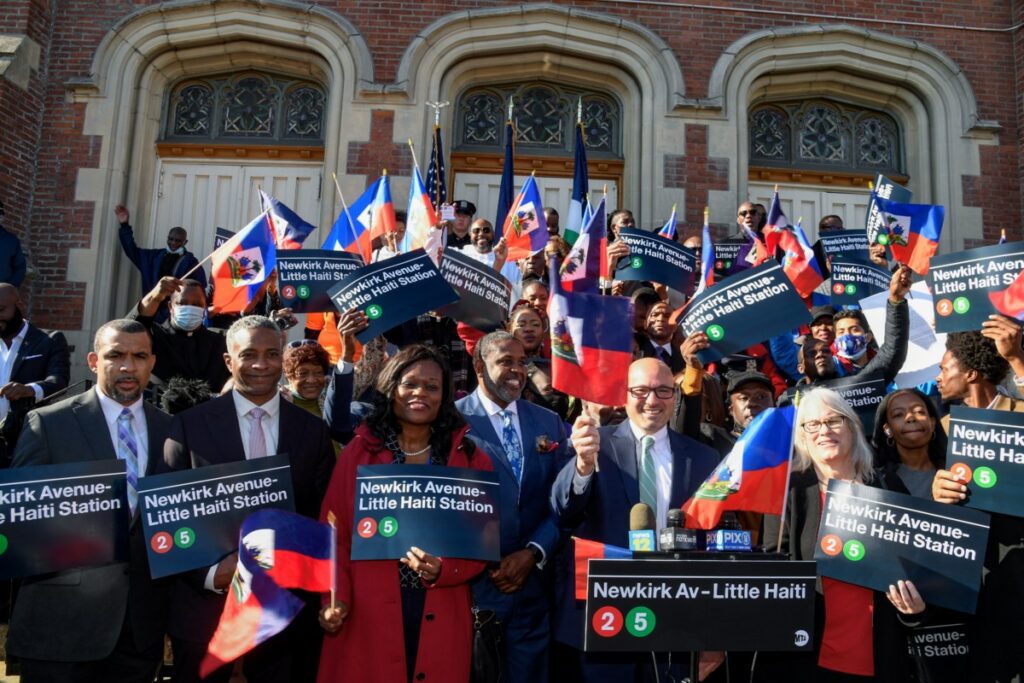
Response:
[639,435,658,514]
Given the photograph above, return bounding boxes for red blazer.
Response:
[318,423,492,683]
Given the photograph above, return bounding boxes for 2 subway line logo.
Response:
[935,297,971,317]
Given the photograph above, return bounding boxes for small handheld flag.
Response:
[695,207,714,296]
[259,191,316,249]
[657,204,678,241]
[210,210,278,314]
[502,174,549,261]
[873,196,944,275]
[560,197,606,293]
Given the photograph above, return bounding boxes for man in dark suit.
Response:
[163,315,335,683]
[7,318,171,682]
[551,358,721,681]
[456,331,567,683]
[635,300,685,374]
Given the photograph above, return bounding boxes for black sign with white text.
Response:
[613,228,697,294]
[438,248,513,332]
[277,249,364,313]
[350,465,500,562]
[815,481,989,614]
[679,261,810,363]
[946,405,1024,519]
[139,456,295,578]
[927,242,1024,334]
[584,559,816,652]
[213,227,235,251]
[328,250,459,344]
[790,375,887,433]
[829,257,892,308]
[816,230,871,263]
[0,460,129,579]
[713,239,747,278]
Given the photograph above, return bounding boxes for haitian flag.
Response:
[657,204,678,240]
[494,119,516,241]
[200,509,333,678]
[259,190,317,249]
[502,174,549,261]
[548,255,633,406]
[210,210,277,314]
[565,122,589,246]
[560,196,606,293]
[763,192,824,297]
[321,174,396,262]
[989,270,1024,321]
[682,406,795,530]
[400,165,442,262]
[694,207,714,297]
[874,196,944,275]
[573,537,631,600]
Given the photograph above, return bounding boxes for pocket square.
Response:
[21,354,42,360]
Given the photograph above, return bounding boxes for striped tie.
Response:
[248,407,268,459]
[639,435,658,515]
[116,408,139,514]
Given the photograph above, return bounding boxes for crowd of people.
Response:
[0,196,1020,683]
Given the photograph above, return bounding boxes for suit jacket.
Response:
[457,392,567,615]
[11,323,70,398]
[550,420,719,647]
[162,391,335,643]
[7,389,171,662]
[636,336,685,374]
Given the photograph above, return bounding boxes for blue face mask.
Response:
[834,333,868,360]
[171,304,205,332]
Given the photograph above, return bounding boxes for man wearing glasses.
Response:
[550,358,721,680]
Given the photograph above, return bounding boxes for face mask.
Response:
[834,333,868,360]
[171,305,205,331]
[167,246,185,255]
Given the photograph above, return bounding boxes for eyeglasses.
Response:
[801,416,846,434]
[286,339,320,349]
[737,210,763,217]
[628,386,675,400]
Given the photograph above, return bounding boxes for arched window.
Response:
[455,82,621,157]
[749,100,902,175]
[163,72,326,143]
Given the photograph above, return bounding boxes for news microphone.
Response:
[628,503,657,552]
[658,508,699,551]
[705,512,752,551]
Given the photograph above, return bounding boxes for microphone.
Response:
[658,508,699,552]
[706,512,753,552]
[628,503,657,552]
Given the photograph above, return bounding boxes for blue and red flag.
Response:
[502,174,549,261]
[874,196,944,275]
[559,196,606,293]
[548,254,633,406]
[657,204,678,241]
[694,207,714,297]
[322,174,395,262]
[763,192,824,297]
[210,210,278,314]
[401,165,441,261]
[200,509,334,678]
[999,229,1007,245]
[259,190,316,249]
[564,122,589,246]
[495,118,516,241]
[682,406,795,530]
[573,537,631,600]
[989,269,1024,321]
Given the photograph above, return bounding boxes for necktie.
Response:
[116,408,140,514]
[248,407,268,459]
[639,435,658,515]
[499,410,523,483]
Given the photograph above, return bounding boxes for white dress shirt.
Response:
[457,246,524,290]
[232,390,280,459]
[96,386,149,477]
[628,422,673,529]
[476,389,523,456]
[0,320,43,420]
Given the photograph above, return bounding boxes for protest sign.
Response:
[213,227,235,251]
[277,249,363,313]
[829,256,892,308]
[613,228,697,294]
[679,261,810,363]
[927,242,1024,334]
[139,455,294,578]
[350,465,500,562]
[328,250,459,344]
[584,559,816,652]
[861,281,946,389]
[946,406,1024,519]
[816,230,871,263]
[0,460,128,579]
[437,248,513,332]
[713,239,747,278]
[789,375,887,433]
[866,174,912,246]
[815,481,989,613]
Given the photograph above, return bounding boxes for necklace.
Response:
[402,443,431,457]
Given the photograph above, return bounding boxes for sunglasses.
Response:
[737,210,763,217]
[286,339,320,349]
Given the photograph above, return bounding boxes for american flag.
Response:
[425,124,447,209]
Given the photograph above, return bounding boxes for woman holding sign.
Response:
[317,344,493,683]
[762,388,926,682]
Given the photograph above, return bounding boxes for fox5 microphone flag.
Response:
[200,509,334,678]
[502,174,550,261]
[559,196,606,293]
[210,210,277,314]
[259,190,317,249]
[874,195,944,275]
[682,406,795,530]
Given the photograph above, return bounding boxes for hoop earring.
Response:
[886,435,894,447]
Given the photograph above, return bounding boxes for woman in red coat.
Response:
[318,344,493,682]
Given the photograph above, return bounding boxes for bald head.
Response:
[0,283,20,305]
[0,283,23,339]
[625,358,675,434]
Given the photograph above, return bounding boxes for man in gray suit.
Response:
[7,318,171,683]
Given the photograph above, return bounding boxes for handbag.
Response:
[471,604,503,683]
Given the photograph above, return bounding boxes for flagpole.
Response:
[331,172,368,262]
[407,139,421,175]
[180,207,270,280]
[775,399,801,554]
[327,511,338,611]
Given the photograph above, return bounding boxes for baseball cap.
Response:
[453,200,476,216]
[726,370,774,395]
